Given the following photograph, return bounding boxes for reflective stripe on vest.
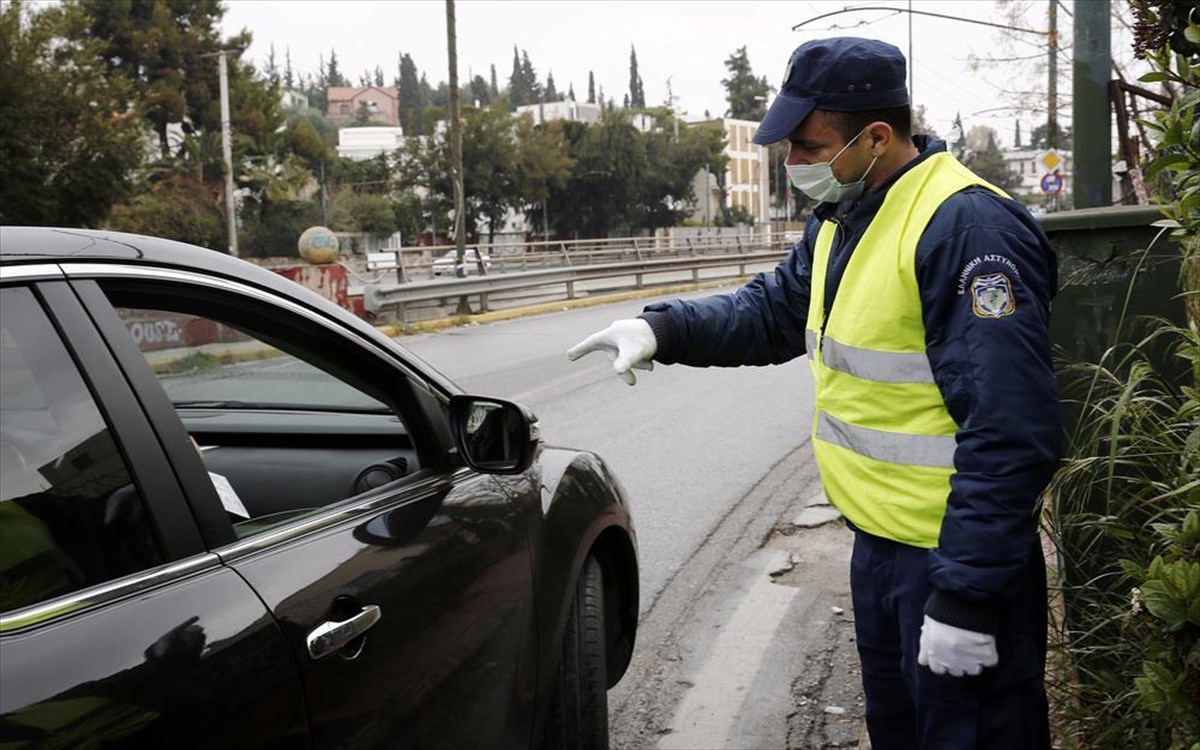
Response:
[816,412,956,468]
[818,335,936,384]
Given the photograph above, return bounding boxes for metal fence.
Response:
[359,232,794,322]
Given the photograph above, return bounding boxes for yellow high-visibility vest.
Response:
[806,152,1006,547]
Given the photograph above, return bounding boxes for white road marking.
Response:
[657,551,802,749]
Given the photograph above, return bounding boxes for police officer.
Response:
[567,37,1061,750]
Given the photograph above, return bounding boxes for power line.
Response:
[792,6,1048,36]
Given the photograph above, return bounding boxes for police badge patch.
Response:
[970,273,1016,318]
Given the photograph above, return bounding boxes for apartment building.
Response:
[688,118,770,226]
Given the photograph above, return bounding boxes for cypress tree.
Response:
[629,45,645,108]
[397,53,422,134]
[509,46,524,107]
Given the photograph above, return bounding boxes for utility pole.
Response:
[1073,0,1112,208]
[704,164,711,228]
[446,0,471,313]
[1048,0,1058,150]
[217,49,239,257]
[907,0,914,101]
[319,160,328,226]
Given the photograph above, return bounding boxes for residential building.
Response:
[281,88,309,110]
[326,86,400,126]
[514,100,602,126]
[687,118,770,226]
[337,127,405,161]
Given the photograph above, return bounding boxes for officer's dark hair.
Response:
[823,106,913,142]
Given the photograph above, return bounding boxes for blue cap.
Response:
[753,37,909,145]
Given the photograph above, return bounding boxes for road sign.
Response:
[1041,172,1064,195]
[1041,150,1062,171]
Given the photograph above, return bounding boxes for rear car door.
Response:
[0,270,306,748]
[72,264,540,748]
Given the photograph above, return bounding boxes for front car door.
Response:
[72,264,540,748]
[0,270,306,748]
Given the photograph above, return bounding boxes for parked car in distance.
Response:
[0,226,638,749]
[431,248,492,277]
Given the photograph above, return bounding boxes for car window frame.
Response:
[0,274,213,632]
[65,263,464,552]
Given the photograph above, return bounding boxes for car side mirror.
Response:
[448,395,540,475]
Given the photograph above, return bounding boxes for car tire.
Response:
[545,555,608,750]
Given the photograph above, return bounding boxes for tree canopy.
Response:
[0,0,145,226]
[722,47,770,120]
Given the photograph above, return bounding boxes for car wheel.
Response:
[545,555,608,750]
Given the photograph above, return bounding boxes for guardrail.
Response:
[364,234,793,322]
[359,231,793,283]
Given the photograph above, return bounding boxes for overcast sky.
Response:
[220,0,1145,148]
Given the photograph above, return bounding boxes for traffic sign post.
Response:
[1041,172,1064,195]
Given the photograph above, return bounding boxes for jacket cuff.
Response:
[924,589,999,636]
[638,311,678,364]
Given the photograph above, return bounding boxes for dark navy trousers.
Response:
[849,529,1051,750]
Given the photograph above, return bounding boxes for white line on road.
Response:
[657,551,802,750]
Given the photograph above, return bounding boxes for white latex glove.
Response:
[917,615,998,677]
[566,319,657,386]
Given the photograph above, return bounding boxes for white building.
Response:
[280,88,309,110]
[514,100,601,126]
[336,127,405,161]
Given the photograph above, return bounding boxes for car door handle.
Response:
[306,605,382,660]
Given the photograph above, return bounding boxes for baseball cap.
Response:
[752,37,910,145]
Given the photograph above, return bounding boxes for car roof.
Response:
[0,226,459,394]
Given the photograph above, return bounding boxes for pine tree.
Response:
[545,71,558,102]
[587,71,596,104]
[568,83,575,101]
[629,45,645,108]
[374,65,384,87]
[284,48,294,89]
[80,0,238,158]
[489,63,499,99]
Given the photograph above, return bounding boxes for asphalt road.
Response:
[400,290,868,749]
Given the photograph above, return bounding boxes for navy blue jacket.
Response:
[640,137,1062,633]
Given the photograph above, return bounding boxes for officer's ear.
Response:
[865,121,894,157]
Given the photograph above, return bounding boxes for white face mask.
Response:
[785,127,878,204]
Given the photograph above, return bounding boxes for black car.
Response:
[0,227,638,748]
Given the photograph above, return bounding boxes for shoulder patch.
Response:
[970,273,1016,318]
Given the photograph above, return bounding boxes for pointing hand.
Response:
[566,319,658,386]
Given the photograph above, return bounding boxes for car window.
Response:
[0,288,164,615]
[105,298,423,542]
[116,308,389,413]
